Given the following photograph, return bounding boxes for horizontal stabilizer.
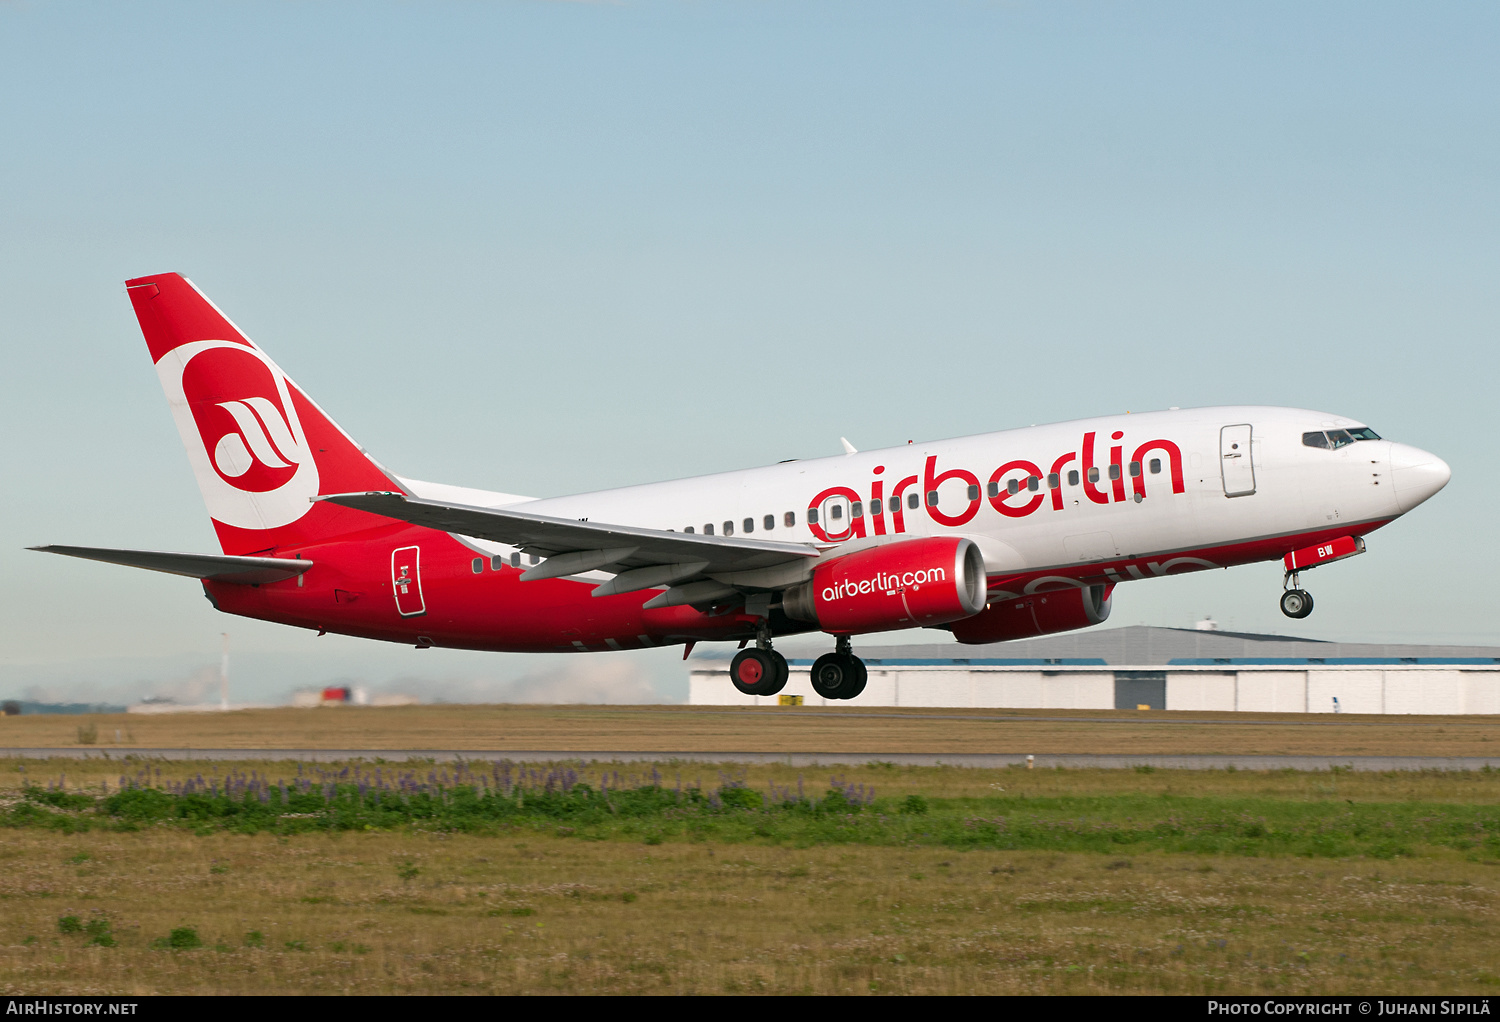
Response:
[30,545,312,584]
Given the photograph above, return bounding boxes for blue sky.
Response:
[2,2,1496,705]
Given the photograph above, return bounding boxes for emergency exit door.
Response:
[818,493,854,540]
[391,546,427,617]
[1220,424,1256,497]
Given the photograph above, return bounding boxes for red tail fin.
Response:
[127,272,401,556]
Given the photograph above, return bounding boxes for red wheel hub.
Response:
[736,658,764,685]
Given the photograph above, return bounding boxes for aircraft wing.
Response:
[317,491,822,605]
[30,545,312,584]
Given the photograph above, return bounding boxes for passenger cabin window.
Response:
[743,518,753,533]
[784,511,796,527]
[491,555,504,571]
[1088,467,1100,483]
[723,521,734,536]
[908,492,920,510]
[1128,461,1141,477]
[926,490,939,506]
[472,558,483,574]
[851,501,863,518]
[1068,469,1080,486]
[511,552,521,568]
[1007,478,1019,495]
[1108,464,1121,480]
[889,495,900,513]
[966,484,980,501]
[684,526,694,533]
[1027,475,1040,492]
[1047,472,1060,489]
[1149,459,1162,474]
[829,504,842,521]
[705,523,714,535]
[986,481,999,499]
[764,515,775,530]
[806,508,818,525]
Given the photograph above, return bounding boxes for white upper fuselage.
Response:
[410,406,1450,588]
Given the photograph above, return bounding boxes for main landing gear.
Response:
[729,620,789,697]
[728,630,868,701]
[1280,570,1314,620]
[810,635,867,701]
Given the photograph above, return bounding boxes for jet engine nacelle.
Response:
[948,583,1113,645]
[782,537,986,635]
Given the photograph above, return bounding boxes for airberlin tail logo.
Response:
[156,340,319,531]
[211,397,301,481]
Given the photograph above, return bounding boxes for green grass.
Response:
[3,762,1499,994]
[9,770,1500,862]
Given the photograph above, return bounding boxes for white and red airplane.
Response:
[35,273,1451,701]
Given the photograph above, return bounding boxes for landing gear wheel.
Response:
[766,649,789,695]
[842,657,868,699]
[810,652,867,700]
[731,648,787,697]
[1279,589,1314,619]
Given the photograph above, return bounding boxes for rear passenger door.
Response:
[391,545,427,617]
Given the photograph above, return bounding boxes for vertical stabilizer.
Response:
[126,273,401,555]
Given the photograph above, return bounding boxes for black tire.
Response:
[1279,589,1314,619]
[810,652,864,700]
[730,648,783,696]
[843,656,868,699]
[764,649,789,696]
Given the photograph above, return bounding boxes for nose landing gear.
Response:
[729,619,788,696]
[810,635,868,700]
[1280,570,1314,619]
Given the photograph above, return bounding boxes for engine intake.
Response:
[948,584,1112,644]
[782,537,986,635]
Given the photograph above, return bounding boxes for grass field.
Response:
[5,703,1500,757]
[3,756,1499,995]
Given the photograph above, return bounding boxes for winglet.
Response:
[839,437,857,455]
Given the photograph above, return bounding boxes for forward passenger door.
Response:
[1220,424,1256,497]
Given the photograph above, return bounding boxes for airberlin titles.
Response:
[805,431,1185,541]
[820,566,948,602]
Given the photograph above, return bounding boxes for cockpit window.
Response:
[1303,427,1381,450]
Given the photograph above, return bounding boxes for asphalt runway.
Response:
[4,747,1499,771]
[623,708,1500,728]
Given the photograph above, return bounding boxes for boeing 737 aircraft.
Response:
[34,273,1451,701]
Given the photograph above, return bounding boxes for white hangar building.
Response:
[688,625,1500,714]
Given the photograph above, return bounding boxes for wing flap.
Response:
[317,492,822,577]
[31,545,311,584]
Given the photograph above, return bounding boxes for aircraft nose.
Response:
[1388,442,1451,513]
